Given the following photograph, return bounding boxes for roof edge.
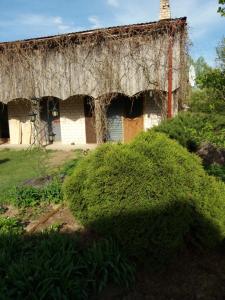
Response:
[0,17,187,46]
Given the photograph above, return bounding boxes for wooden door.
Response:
[124,98,144,142]
[84,98,96,144]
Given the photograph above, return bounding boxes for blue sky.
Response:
[0,0,224,66]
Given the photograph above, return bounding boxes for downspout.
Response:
[167,34,173,118]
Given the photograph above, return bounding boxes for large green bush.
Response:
[154,112,225,150]
[64,131,225,263]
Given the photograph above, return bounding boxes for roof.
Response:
[0,17,187,49]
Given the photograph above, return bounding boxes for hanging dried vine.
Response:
[0,18,188,144]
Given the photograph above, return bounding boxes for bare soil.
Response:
[100,248,225,300]
[48,150,79,169]
[26,205,82,233]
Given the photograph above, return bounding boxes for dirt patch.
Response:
[48,151,79,169]
[100,248,225,300]
[1,205,19,218]
[25,205,82,234]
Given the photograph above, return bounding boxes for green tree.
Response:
[189,39,225,113]
[218,0,225,16]
[194,57,212,80]
[216,38,225,70]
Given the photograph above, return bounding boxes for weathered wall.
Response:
[0,21,186,104]
[144,94,163,130]
[59,96,86,144]
[8,100,32,144]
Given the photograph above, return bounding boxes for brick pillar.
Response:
[159,0,171,20]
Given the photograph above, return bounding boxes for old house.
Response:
[0,0,187,146]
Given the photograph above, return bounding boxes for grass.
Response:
[0,149,46,202]
[0,149,83,204]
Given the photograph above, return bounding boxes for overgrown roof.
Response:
[0,17,187,50]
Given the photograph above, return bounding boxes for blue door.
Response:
[106,100,123,142]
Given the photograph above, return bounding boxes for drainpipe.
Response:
[167,35,173,118]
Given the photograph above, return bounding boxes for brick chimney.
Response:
[159,0,171,20]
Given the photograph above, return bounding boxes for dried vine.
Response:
[0,18,188,144]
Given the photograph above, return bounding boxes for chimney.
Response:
[159,0,171,20]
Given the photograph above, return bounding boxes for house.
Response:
[0,0,187,146]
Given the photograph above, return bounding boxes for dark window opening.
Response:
[84,97,94,118]
[0,103,10,139]
[124,97,143,118]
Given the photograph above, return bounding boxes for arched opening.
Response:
[106,93,128,142]
[84,96,96,144]
[7,99,31,145]
[0,102,10,144]
[60,95,87,145]
[123,94,144,142]
[104,90,165,143]
[142,90,166,131]
[40,97,61,145]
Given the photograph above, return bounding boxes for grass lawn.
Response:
[0,149,81,203]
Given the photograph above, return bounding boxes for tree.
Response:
[194,57,211,81]
[189,39,225,113]
[216,38,225,70]
[218,0,225,16]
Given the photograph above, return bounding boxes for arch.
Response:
[60,94,91,145]
[7,98,32,145]
[0,101,10,144]
[39,96,63,145]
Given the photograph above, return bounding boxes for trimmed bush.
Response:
[64,131,225,263]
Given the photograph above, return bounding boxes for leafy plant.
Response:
[0,205,7,214]
[205,164,225,182]
[0,216,24,235]
[43,177,63,204]
[0,234,135,300]
[9,176,63,208]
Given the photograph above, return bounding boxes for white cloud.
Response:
[107,0,119,8]
[88,16,101,29]
[104,0,224,65]
[19,14,78,34]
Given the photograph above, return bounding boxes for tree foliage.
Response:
[218,0,225,16]
[189,38,225,113]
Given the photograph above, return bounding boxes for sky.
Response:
[0,0,224,66]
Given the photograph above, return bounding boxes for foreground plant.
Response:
[0,233,135,300]
[64,131,225,264]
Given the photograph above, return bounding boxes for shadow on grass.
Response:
[0,201,225,300]
[0,158,10,165]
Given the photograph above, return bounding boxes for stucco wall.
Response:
[60,97,86,145]
[8,100,32,144]
[143,94,163,130]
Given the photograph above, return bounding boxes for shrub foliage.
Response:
[154,112,225,150]
[64,131,225,263]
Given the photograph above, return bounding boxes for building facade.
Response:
[0,10,187,146]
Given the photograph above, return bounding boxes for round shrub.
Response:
[63,132,225,263]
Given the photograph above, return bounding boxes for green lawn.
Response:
[0,149,48,203]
